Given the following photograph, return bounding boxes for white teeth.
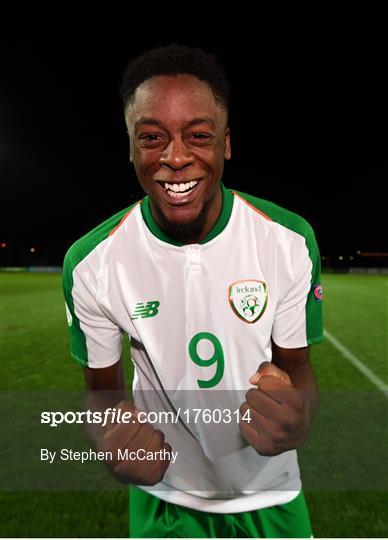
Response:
[168,187,196,198]
[164,180,199,192]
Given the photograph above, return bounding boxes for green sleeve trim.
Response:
[307,334,325,346]
[232,189,324,346]
[71,352,88,367]
[63,200,141,366]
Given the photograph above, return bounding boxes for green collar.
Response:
[140,182,234,246]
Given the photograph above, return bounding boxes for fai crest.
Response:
[228,280,268,323]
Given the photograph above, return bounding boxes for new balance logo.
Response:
[130,301,160,320]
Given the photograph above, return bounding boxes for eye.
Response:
[141,134,161,141]
[188,133,213,144]
[192,133,209,139]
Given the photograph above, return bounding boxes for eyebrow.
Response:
[134,116,216,130]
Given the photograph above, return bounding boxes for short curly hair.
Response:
[119,43,230,119]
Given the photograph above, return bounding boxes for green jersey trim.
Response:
[140,181,234,246]
[232,189,324,346]
[62,201,140,366]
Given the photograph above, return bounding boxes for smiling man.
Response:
[126,72,231,244]
[63,44,324,538]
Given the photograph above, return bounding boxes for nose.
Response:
[159,136,194,170]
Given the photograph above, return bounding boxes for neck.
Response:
[151,185,222,245]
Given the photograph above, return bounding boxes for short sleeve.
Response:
[272,225,324,348]
[63,253,123,368]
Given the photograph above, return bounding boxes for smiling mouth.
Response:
[156,178,203,199]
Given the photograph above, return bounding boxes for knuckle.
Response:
[139,423,154,438]
[163,442,172,453]
[294,394,304,414]
[257,375,269,390]
[271,428,287,445]
[256,440,278,456]
[257,375,276,391]
[112,462,132,484]
[154,429,165,446]
[116,399,130,412]
[245,388,257,405]
[147,463,167,485]
[281,418,294,434]
[100,438,114,456]
[239,418,251,438]
[260,446,277,457]
[239,401,248,416]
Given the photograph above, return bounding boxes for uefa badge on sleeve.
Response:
[313,284,323,301]
[228,279,268,323]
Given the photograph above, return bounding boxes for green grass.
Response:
[0,272,387,537]
[0,272,132,537]
[305,273,388,538]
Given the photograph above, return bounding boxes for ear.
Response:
[124,108,134,163]
[224,127,231,160]
[127,130,133,163]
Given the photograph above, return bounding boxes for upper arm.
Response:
[83,357,126,391]
[272,224,324,348]
[63,248,127,403]
[271,338,310,375]
[82,357,128,412]
[63,254,123,369]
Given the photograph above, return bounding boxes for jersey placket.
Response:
[183,244,203,385]
[183,243,202,320]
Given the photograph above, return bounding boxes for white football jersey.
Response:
[63,182,323,513]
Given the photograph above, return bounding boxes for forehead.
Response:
[128,74,225,128]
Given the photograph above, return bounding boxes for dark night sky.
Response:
[1,7,386,265]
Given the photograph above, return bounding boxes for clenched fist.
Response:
[99,399,172,486]
[239,361,311,456]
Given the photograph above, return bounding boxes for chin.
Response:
[166,212,201,231]
[162,205,206,237]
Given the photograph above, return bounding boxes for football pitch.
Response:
[0,272,387,537]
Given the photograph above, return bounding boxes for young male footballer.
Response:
[63,44,324,538]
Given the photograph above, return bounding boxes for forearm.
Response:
[84,389,132,450]
[271,342,319,428]
[286,362,319,426]
[82,358,134,449]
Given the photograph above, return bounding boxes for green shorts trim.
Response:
[129,486,313,538]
